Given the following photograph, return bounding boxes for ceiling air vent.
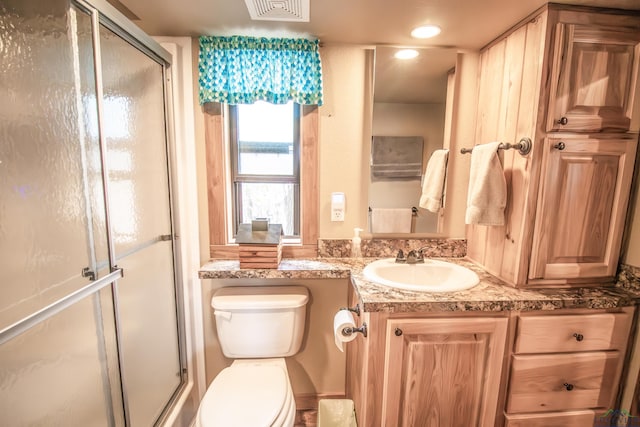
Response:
[244,0,310,22]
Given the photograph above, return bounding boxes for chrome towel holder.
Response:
[460,137,532,156]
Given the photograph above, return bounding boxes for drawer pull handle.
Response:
[394,328,403,336]
[553,142,566,150]
[573,333,584,342]
[557,117,569,126]
[563,383,574,391]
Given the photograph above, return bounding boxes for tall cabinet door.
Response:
[529,137,636,282]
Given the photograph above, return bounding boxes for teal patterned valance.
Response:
[198,36,323,105]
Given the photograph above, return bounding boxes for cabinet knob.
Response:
[394,328,403,336]
[557,117,568,125]
[553,142,566,150]
[563,383,574,391]
[573,333,584,342]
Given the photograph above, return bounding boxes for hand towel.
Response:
[370,208,413,233]
[465,142,506,226]
[419,149,449,213]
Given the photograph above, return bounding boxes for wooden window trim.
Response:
[204,102,318,259]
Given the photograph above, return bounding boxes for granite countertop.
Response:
[199,257,637,313]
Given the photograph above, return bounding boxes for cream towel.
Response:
[465,142,506,226]
[419,149,449,213]
[370,208,413,233]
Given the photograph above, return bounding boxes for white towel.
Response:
[370,208,413,233]
[465,142,506,226]
[419,149,449,213]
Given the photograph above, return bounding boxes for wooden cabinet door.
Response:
[382,317,507,427]
[547,23,640,132]
[529,137,636,282]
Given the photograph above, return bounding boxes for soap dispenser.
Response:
[351,228,363,258]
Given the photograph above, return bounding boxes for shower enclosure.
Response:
[0,0,187,425]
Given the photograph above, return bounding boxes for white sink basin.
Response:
[362,258,480,292]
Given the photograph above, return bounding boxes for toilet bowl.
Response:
[195,286,309,427]
[195,359,295,427]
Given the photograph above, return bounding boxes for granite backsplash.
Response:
[317,238,467,258]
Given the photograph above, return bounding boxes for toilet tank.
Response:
[211,286,309,358]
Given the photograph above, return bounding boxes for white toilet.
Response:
[195,285,309,427]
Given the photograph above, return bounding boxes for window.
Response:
[229,101,300,238]
[203,102,319,259]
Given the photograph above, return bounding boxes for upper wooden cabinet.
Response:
[467,5,640,288]
[547,23,640,132]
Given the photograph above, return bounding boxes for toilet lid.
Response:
[199,364,288,427]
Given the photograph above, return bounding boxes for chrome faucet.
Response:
[395,248,427,264]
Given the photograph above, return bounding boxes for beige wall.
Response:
[317,46,373,239]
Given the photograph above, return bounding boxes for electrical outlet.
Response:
[331,192,346,222]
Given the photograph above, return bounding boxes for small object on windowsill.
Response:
[236,220,283,269]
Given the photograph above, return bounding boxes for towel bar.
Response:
[368,206,419,216]
[460,137,532,156]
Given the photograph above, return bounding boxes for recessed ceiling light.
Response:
[411,25,441,39]
[394,49,419,60]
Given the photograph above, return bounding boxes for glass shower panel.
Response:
[0,289,124,426]
[99,24,182,425]
[0,0,109,329]
[99,26,172,255]
[114,241,181,425]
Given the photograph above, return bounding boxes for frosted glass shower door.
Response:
[99,25,182,426]
[0,0,123,425]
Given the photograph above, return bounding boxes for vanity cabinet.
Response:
[467,5,640,288]
[346,310,508,427]
[346,295,634,427]
[504,308,633,425]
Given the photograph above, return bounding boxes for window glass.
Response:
[231,101,300,237]
[237,183,297,236]
[237,102,294,176]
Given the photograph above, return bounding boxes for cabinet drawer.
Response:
[515,312,631,353]
[505,410,595,427]
[507,352,619,413]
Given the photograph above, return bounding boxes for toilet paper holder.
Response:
[342,322,368,338]
[339,304,361,317]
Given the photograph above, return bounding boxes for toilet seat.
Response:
[198,363,291,427]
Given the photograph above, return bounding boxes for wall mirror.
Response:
[369,46,457,235]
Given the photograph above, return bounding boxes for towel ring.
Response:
[460,137,532,156]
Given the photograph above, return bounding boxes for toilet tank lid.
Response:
[211,286,309,310]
